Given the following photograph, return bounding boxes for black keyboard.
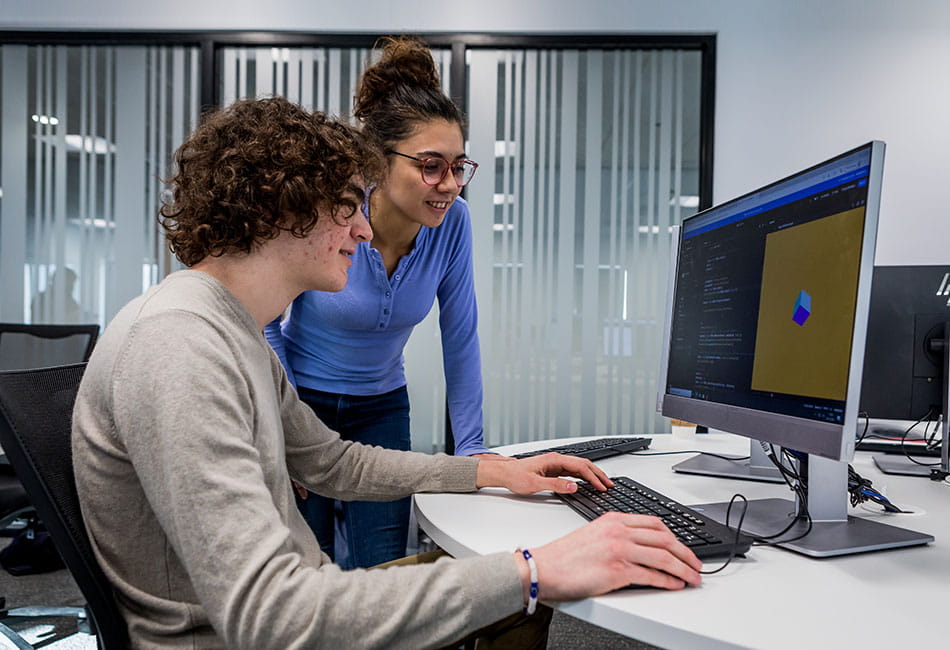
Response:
[512,436,651,461]
[558,476,753,559]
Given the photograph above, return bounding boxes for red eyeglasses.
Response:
[389,151,479,187]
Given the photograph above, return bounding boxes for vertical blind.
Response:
[219,46,452,117]
[466,48,701,445]
[0,44,200,325]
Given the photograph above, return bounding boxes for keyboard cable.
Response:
[697,494,748,575]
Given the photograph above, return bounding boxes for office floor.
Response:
[1,536,657,650]
[0,535,94,649]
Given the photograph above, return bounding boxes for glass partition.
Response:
[0,44,200,325]
[466,48,703,445]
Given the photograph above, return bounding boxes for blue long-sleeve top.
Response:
[264,197,489,456]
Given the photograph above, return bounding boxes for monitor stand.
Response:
[875,323,950,479]
[672,438,784,483]
[689,455,934,557]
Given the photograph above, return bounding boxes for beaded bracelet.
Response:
[519,548,539,615]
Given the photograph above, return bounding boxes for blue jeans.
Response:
[296,385,411,570]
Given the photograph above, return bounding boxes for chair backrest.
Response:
[0,363,129,649]
[0,323,99,371]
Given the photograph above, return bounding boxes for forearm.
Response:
[441,351,487,456]
[442,369,487,456]
[298,445,480,501]
[438,217,488,458]
[222,550,524,649]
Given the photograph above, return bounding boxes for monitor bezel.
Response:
[658,141,885,462]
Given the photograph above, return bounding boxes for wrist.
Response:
[475,457,507,488]
[513,550,531,605]
[517,548,539,615]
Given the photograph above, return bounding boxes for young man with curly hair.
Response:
[71,96,702,649]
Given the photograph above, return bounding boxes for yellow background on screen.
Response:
[750,206,865,401]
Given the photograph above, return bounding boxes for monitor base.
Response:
[873,454,940,476]
[692,497,934,557]
[672,453,785,484]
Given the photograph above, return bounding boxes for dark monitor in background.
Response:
[657,141,933,556]
[858,265,950,475]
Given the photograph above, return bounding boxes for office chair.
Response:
[0,363,128,650]
[0,323,99,372]
[0,322,100,565]
[0,322,100,531]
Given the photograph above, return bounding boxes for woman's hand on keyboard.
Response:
[475,452,612,494]
[519,512,703,599]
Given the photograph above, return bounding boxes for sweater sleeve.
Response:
[111,312,523,649]
[437,202,491,456]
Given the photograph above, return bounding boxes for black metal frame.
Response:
[0,30,715,207]
[0,323,100,366]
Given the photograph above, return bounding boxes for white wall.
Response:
[4,0,948,264]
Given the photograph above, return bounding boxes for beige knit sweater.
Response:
[72,270,522,649]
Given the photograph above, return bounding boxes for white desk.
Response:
[414,434,950,650]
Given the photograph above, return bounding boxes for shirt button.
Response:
[385,291,391,297]
[379,323,385,328]
[383,309,390,315]
[394,275,400,280]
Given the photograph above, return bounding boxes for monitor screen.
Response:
[659,142,883,462]
[860,265,950,422]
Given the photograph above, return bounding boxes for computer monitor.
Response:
[672,262,950,481]
[657,141,933,556]
[859,265,950,476]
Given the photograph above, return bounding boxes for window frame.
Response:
[1,30,716,207]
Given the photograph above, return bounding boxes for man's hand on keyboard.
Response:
[475,453,613,495]
[517,512,703,598]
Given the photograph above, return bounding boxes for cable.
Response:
[847,465,905,513]
[790,440,909,514]
[746,446,813,545]
[928,414,944,448]
[923,415,938,447]
[699,494,748,575]
[630,450,752,462]
[856,411,871,446]
[897,407,942,468]
[857,408,944,460]
[634,447,813,560]
[784,442,909,515]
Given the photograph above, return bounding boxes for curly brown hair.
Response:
[160,97,381,267]
[354,36,465,150]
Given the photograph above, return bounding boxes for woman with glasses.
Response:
[265,37,500,569]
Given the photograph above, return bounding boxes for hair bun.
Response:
[355,37,442,121]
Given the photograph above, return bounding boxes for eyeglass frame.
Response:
[387,150,479,187]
